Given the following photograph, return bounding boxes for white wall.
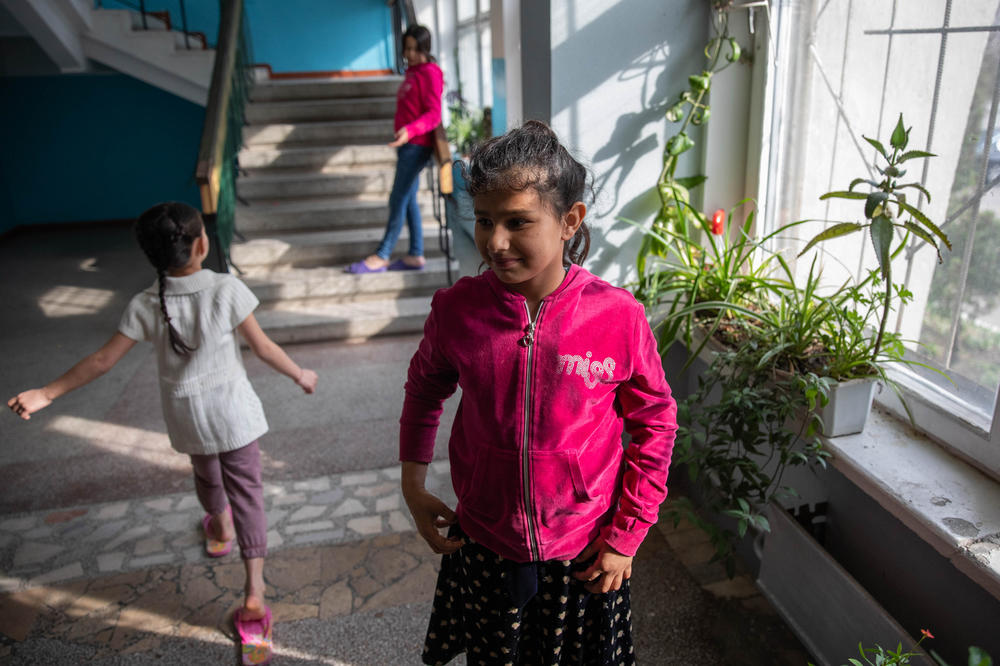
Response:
[550,0,710,286]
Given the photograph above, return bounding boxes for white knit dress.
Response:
[118,269,268,455]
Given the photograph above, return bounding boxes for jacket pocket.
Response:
[534,450,606,532]
[458,444,520,525]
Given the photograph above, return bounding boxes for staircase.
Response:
[233,78,454,343]
[82,8,215,105]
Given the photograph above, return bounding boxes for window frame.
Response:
[742,0,1000,480]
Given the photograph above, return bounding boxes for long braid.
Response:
[135,202,202,356]
[157,266,196,355]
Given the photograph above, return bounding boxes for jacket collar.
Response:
[484,264,589,305]
[143,268,215,296]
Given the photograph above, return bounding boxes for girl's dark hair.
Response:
[133,202,204,355]
[464,120,591,266]
[403,24,433,61]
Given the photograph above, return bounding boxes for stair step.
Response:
[243,120,394,147]
[243,257,454,302]
[84,8,213,105]
[239,165,429,200]
[238,143,397,171]
[250,77,401,102]
[229,225,449,267]
[245,97,397,124]
[254,295,433,343]
[236,194,435,233]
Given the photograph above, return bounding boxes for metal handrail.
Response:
[388,0,417,74]
[426,162,455,285]
[94,0,206,50]
[194,0,252,269]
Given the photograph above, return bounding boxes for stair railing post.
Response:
[180,0,190,49]
[428,165,454,286]
[139,0,147,29]
[390,0,404,74]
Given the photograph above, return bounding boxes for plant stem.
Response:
[873,270,891,362]
[656,9,729,201]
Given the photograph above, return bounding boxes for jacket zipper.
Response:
[520,301,544,561]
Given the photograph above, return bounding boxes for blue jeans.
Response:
[375,143,432,259]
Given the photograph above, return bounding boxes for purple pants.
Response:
[190,440,267,559]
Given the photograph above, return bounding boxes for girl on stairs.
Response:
[7,201,318,666]
[346,23,443,274]
[399,121,678,665]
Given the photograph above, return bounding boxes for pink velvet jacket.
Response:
[400,265,678,563]
[395,61,443,148]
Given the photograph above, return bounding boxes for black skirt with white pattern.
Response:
[422,526,634,666]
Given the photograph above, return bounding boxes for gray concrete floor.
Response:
[0,222,812,664]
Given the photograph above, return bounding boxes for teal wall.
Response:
[0,73,203,230]
[98,0,394,73]
[246,0,393,73]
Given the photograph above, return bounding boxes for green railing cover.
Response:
[196,0,253,266]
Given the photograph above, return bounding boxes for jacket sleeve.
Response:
[399,290,459,463]
[401,64,443,141]
[601,303,678,556]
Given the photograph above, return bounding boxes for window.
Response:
[455,0,492,109]
[761,0,1000,477]
[419,0,492,121]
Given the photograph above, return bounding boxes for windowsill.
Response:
[822,406,1000,603]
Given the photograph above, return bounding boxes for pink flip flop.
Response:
[202,506,234,558]
[234,605,273,665]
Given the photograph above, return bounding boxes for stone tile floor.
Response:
[0,460,811,664]
[0,463,454,593]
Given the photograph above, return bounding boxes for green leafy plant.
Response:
[631,202,783,361]
[445,90,490,157]
[668,323,832,576]
[636,3,745,282]
[815,630,994,666]
[630,12,953,577]
[799,113,952,364]
[818,629,936,666]
[933,646,995,666]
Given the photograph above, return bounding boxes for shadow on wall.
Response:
[550,0,709,282]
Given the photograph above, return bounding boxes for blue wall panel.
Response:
[245,0,393,73]
[0,73,203,228]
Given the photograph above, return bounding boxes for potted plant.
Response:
[444,90,491,158]
[794,113,952,434]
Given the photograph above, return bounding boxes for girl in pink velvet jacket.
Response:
[400,120,677,666]
[347,23,443,274]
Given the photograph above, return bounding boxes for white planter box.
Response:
[820,378,877,437]
[756,501,932,666]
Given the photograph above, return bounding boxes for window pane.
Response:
[917,33,1000,417]
[457,26,479,106]
[458,0,477,22]
[479,19,492,108]
[764,1,1000,429]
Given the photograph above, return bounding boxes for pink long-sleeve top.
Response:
[400,265,678,563]
[395,61,443,147]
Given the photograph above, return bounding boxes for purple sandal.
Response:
[388,259,426,271]
[345,260,387,274]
